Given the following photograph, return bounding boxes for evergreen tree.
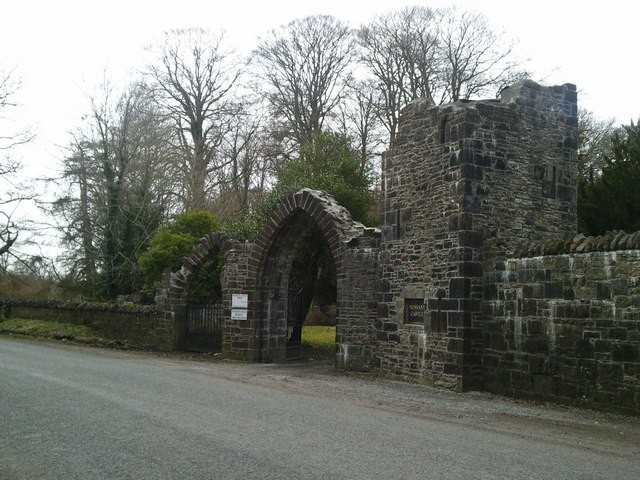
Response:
[223,131,377,240]
[578,120,640,235]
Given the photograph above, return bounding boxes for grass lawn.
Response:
[299,325,335,360]
[301,325,336,347]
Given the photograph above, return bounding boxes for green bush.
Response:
[275,131,375,224]
[139,211,223,302]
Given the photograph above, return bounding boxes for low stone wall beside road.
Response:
[0,299,169,348]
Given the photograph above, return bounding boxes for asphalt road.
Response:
[1,338,639,480]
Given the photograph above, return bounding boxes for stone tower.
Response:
[377,80,578,390]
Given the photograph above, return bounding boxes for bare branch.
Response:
[438,8,524,102]
[145,28,241,211]
[1,68,36,259]
[254,15,354,146]
[358,6,440,143]
[358,6,525,144]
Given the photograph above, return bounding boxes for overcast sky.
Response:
[1,0,637,260]
[2,0,638,177]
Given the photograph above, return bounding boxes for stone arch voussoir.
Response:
[252,188,367,272]
[169,231,241,302]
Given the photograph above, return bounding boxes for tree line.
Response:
[44,6,527,300]
[1,7,636,302]
[578,113,640,235]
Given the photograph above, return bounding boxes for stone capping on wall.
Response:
[514,230,640,258]
[1,298,158,317]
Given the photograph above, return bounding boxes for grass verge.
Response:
[0,320,338,361]
[0,318,106,344]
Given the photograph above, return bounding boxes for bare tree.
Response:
[254,15,355,147]
[358,6,440,143]
[0,69,35,262]
[438,8,524,103]
[359,7,525,144]
[0,71,32,150]
[145,28,240,211]
[52,80,177,298]
[577,108,617,180]
[337,79,385,172]
[214,100,274,216]
[53,134,100,290]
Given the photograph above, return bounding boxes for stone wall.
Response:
[483,250,640,414]
[377,80,578,390]
[337,229,380,370]
[1,299,165,347]
[220,241,254,360]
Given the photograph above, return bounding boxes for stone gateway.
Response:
[156,80,639,414]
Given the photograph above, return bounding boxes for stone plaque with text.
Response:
[405,298,425,324]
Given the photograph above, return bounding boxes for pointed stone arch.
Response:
[155,190,380,366]
[155,232,248,351]
[247,189,380,367]
[249,189,367,276]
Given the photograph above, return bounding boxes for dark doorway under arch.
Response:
[256,209,339,362]
[285,224,337,359]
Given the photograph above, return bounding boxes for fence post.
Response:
[173,303,187,350]
[1,299,11,319]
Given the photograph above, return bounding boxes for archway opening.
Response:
[183,251,225,353]
[257,209,340,363]
[286,224,337,360]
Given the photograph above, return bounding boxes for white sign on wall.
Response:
[231,309,248,320]
[232,294,248,309]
